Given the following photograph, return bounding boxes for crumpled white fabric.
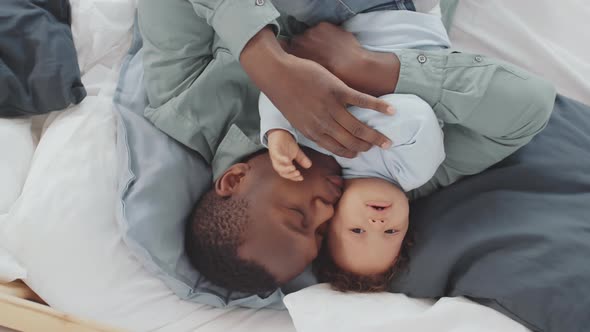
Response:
[0,119,34,214]
[0,0,136,285]
[284,284,531,332]
[70,0,137,78]
[0,247,26,283]
[23,0,137,142]
[449,0,590,105]
[0,117,33,283]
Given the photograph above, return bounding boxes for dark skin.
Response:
[240,26,396,158]
[219,23,402,283]
[286,22,400,98]
[215,148,343,284]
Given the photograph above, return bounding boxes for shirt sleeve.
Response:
[394,50,557,199]
[258,92,298,147]
[188,0,281,58]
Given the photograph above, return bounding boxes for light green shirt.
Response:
[138,0,556,199]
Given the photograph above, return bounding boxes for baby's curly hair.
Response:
[313,231,413,293]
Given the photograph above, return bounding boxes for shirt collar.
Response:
[212,124,264,180]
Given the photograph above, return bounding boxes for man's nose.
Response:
[309,197,334,229]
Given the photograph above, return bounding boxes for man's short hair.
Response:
[185,190,279,294]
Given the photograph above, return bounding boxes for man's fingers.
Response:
[278,38,291,52]
[329,107,376,152]
[316,134,356,158]
[332,90,392,151]
[342,88,395,115]
[294,148,312,169]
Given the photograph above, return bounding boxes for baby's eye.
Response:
[351,228,365,234]
[384,229,397,234]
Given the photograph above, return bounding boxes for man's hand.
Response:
[267,129,312,181]
[288,22,400,97]
[241,27,393,158]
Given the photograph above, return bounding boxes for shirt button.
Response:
[474,55,483,62]
[255,0,265,6]
[417,54,427,64]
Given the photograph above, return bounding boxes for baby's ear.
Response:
[215,163,250,197]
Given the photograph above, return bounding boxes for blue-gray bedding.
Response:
[393,95,590,332]
[0,0,85,117]
[113,21,285,309]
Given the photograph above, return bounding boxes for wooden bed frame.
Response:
[0,281,123,332]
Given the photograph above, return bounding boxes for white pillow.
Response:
[0,101,192,331]
[0,118,34,214]
[0,101,294,332]
[284,284,530,332]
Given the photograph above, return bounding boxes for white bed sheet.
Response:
[449,0,590,105]
[1,1,587,332]
[0,248,26,283]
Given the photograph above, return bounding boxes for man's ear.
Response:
[215,163,250,197]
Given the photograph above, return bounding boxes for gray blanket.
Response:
[0,0,85,117]
[393,95,590,332]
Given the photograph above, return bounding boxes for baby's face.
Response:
[327,178,409,275]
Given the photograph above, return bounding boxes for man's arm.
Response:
[188,1,395,158]
[288,22,400,97]
[188,0,281,58]
[288,23,557,198]
[240,26,394,158]
[393,50,556,199]
[140,0,394,160]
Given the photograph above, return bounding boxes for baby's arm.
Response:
[259,93,312,181]
[259,92,298,145]
[267,130,312,181]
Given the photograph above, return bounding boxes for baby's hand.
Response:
[267,129,312,181]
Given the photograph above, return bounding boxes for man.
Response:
[138,0,556,294]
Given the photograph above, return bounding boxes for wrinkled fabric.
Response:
[0,0,86,117]
[393,95,590,332]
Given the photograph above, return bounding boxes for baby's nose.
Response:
[367,218,388,229]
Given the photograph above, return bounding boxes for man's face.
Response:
[236,148,343,284]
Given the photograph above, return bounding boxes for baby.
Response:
[259,8,451,291]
